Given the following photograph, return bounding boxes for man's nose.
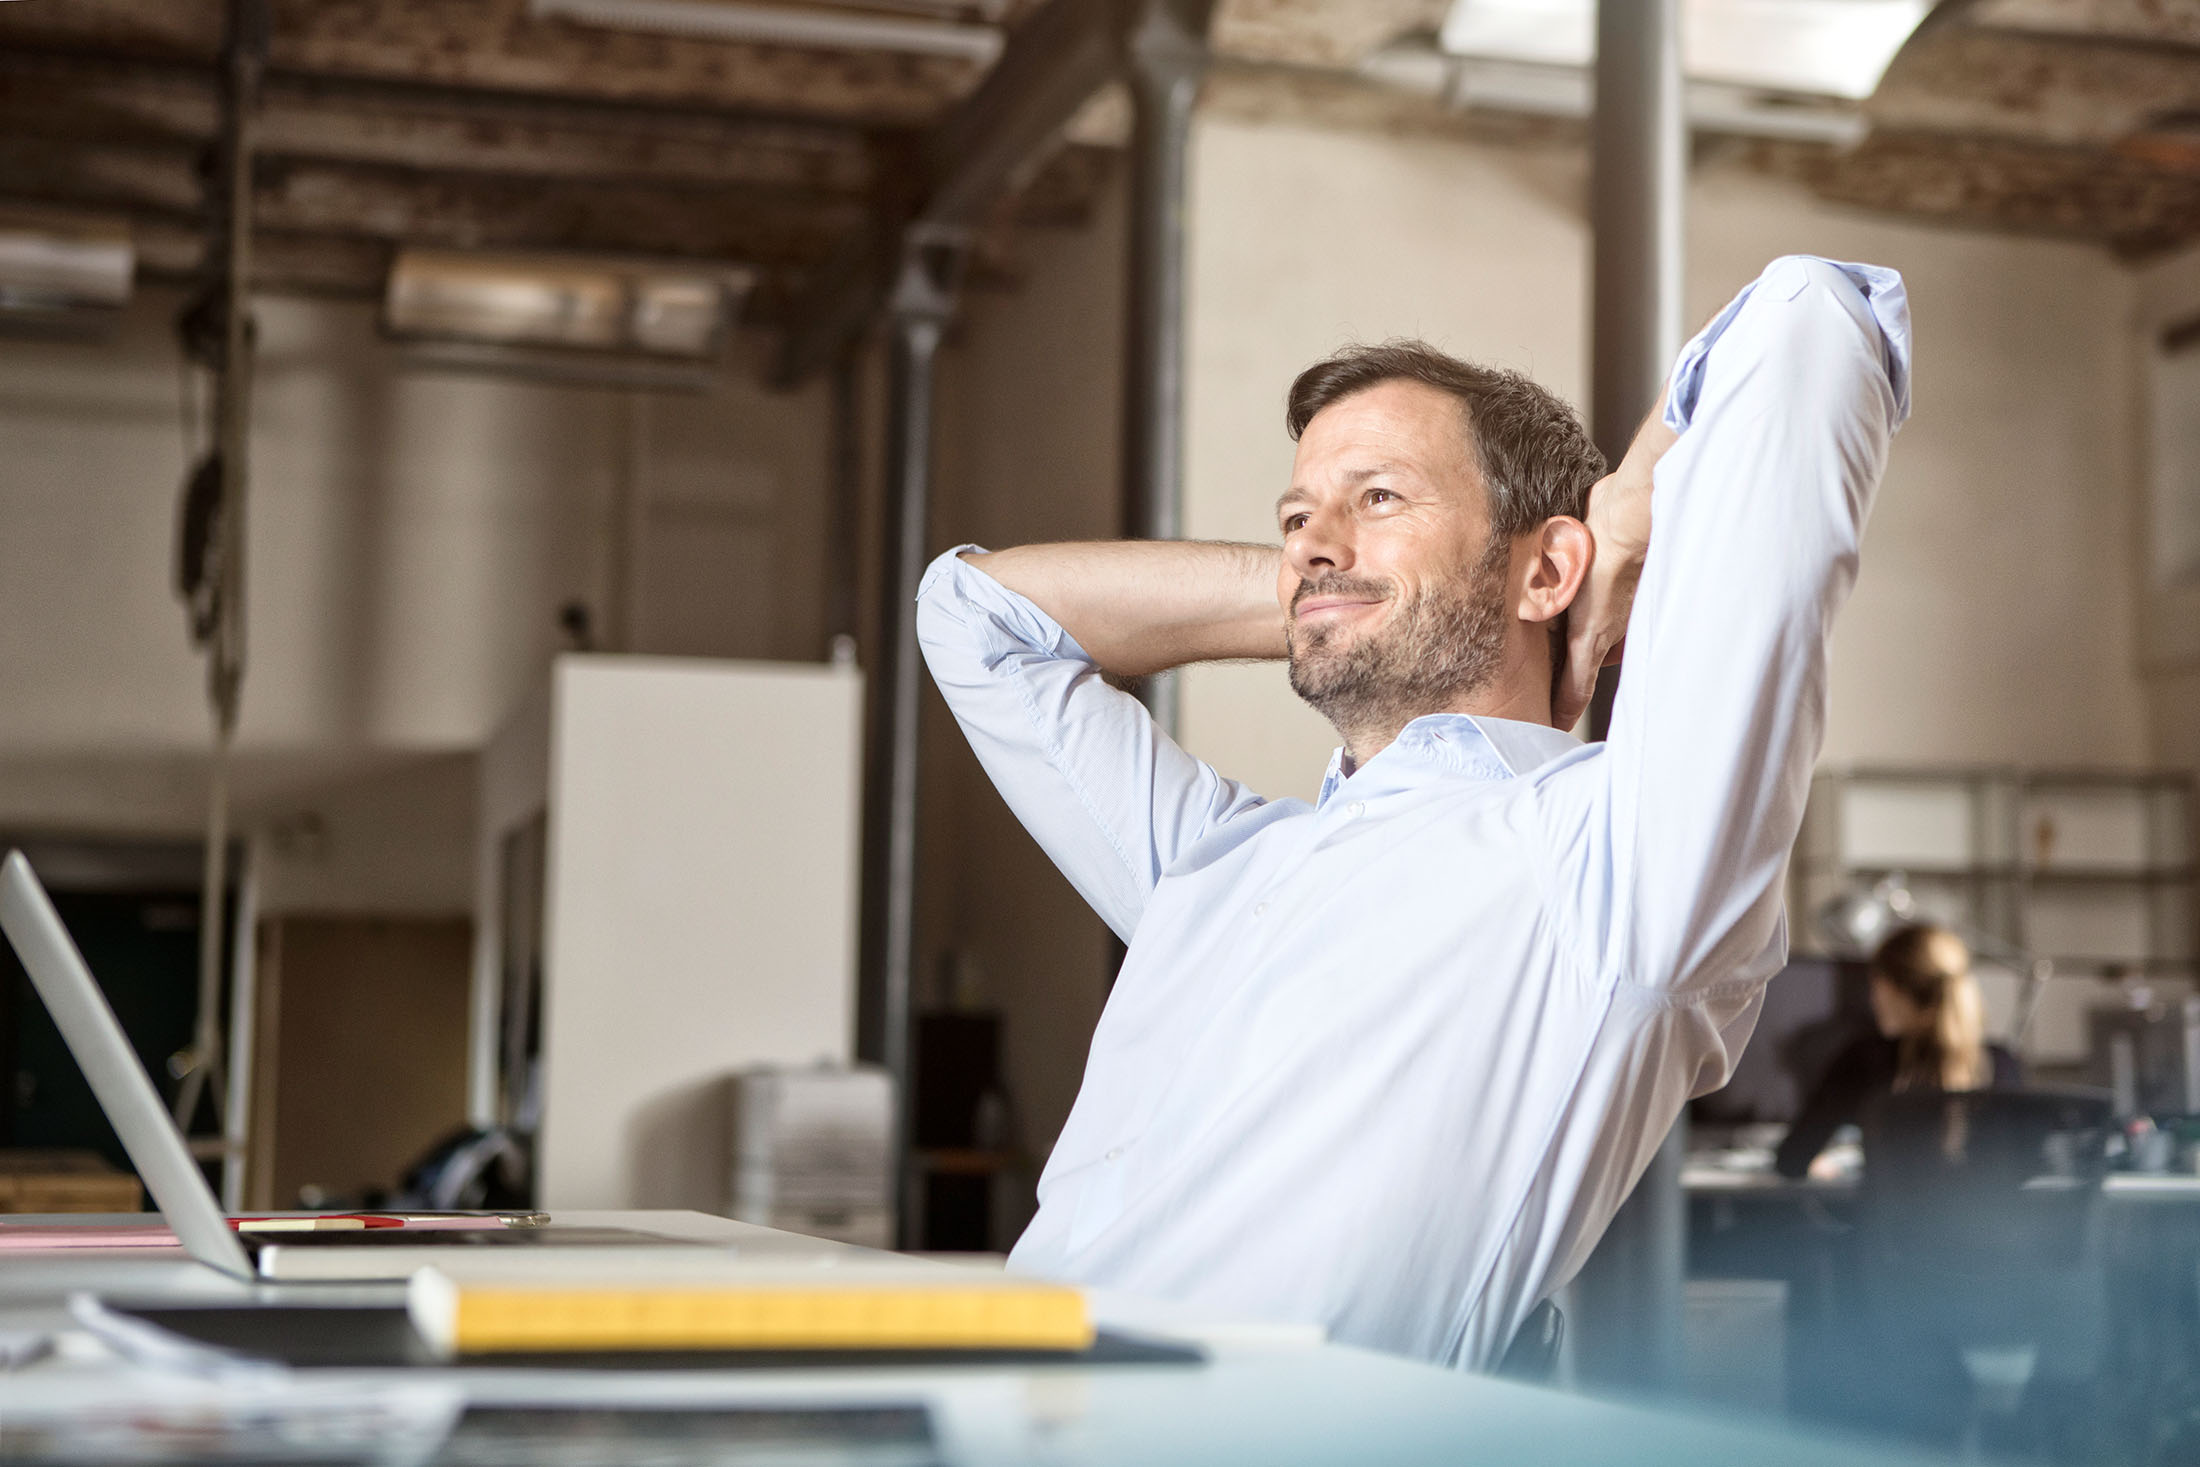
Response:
[1286,508,1353,579]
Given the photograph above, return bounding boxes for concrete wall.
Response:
[1176,116,2155,800]
[0,290,834,911]
[2136,243,2200,780]
[250,754,478,918]
[1689,166,2149,773]
[924,178,1130,1222]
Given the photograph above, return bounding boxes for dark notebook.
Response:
[103,1302,1208,1371]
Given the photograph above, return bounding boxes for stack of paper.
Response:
[726,1065,893,1248]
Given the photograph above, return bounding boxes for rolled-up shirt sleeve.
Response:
[1536,257,1911,1005]
[915,547,1268,941]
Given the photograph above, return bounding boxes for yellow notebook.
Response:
[406,1264,1094,1356]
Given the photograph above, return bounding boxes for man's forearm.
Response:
[961,541,1286,677]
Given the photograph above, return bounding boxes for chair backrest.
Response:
[1859,1088,2111,1275]
[1495,1299,1564,1384]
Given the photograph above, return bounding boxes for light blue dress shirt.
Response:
[916,256,1912,1370]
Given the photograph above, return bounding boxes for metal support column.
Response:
[825,351,863,658]
[1570,0,1688,1396]
[857,231,965,1249]
[1117,0,1211,738]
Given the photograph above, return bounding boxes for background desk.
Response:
[0,1209,1943,1467]
[1682,1160,2200,1454]
[1683,1164,2200,1201]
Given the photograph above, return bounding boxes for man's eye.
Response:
[1366,489,1397,506]
[1283,513,1308,532]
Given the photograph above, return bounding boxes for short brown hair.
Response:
[1285,341,1605,538]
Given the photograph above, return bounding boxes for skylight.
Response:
[1438,0,1935,101]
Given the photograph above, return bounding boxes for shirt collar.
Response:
[1315,714,1581,807]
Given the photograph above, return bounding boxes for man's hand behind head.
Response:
[1551,402,1673,732]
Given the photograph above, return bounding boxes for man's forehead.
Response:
[1283,382,1480,497]
[1302,381,1475,454]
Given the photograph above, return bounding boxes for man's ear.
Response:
[1516,515,1591,626]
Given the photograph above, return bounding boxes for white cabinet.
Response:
[472,655,861,1210]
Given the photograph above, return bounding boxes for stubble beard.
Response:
[1285,536,1513,752]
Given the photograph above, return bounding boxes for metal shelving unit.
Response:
[1790,766,2199,1061]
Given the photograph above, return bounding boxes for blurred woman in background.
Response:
[1775,923,2024,1179]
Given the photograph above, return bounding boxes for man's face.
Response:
[1275,380,1513,736]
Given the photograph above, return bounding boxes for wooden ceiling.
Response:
[0,0,1075,318]
[2,0,2198,346]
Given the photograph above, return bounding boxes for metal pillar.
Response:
[1117,0,1210,738]
[856,231,965,1248]
[825,351,863,657]
[1571,0,1688,1396]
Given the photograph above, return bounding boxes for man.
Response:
[915,256,1911,1369]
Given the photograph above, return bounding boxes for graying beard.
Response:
[1286,540,1511,738]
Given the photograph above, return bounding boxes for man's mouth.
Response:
[1292,579,1391,627]
[1294,596,1382,622]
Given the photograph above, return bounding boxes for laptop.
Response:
[0,849,721,1281]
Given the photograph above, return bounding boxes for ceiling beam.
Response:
[0,52,220,141]
[1966,0,2200,51]
[0,50,883,194]
[255,77,879,194]
[1209,0,1443,68]
[773,0,1129,385]
[1870,24,2200,150]
[0,0,222,63]
[275,0,978,124]
[0,0,983,127]
[917,0,1122,229]
[129,215,394,295]
[254,157,868,264]
[0,135,205,217]
[0,134,863,266]
[1758,129,2200,257]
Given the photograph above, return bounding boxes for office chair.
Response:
[1495,1299,1565,1385]
[1851,1088,2112,1457]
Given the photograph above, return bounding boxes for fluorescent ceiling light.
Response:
[1364,41,1870,144]
[0,210,133,313]
[1440,0,1591,70]
[1690,0,1933,99]
[385,250,753,359]
[1439,0,1933,101]
[529,0,1003,64]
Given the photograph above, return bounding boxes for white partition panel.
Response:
[508,655,858,1210]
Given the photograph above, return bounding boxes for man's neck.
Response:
[1337,680,1555,771]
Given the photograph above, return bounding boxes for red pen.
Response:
[227,1214,408,1232]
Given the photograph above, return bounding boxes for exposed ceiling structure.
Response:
[0,0,2197,364]
[1227,0,2200,257]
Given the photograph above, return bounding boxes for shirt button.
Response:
[1105,1147,1123,1161]
[1254,901,1269,916]
[1346,801,1365,819]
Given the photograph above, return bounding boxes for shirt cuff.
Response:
[1662,255,1912,435]
[916,545,1100,666]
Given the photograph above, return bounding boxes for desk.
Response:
[1682,1159,2200,1454]
[0,1210,1939,1466]
[1684,1163,2200,1201]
